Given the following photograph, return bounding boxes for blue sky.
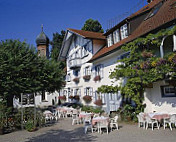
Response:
[0,0,147,47]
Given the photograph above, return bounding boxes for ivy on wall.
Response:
[98,25,176,114]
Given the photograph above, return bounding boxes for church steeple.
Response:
[36,24,49,58]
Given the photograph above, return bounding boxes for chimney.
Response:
[147,0,153,3]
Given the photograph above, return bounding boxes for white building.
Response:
[59,0,176,113]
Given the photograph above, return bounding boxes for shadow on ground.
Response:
[25,127,98,142]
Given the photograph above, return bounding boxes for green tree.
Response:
[0,40,65,107]
[82,19,104,33]
[50,30,65,61]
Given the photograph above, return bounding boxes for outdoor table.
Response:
[148,113,170,121]
[79,112,93,119]
[92,116,109,126]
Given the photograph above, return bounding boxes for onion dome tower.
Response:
[36,24,49,58]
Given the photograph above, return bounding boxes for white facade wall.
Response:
[13,91,59,108]
[144,81,176,114]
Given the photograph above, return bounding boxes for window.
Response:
[160,35,175,58]
[145,2,162,20]
[84,87,93,96]
[41,91,46,101]
[74,70,80,77]
[84,66,91,76]
[113,29,120,44]
[66,73,71,82]
[107,34,113,47]
[95,64,104,77]
[74,88,80,96]
[161,86,176,97]
[120,24,128,40]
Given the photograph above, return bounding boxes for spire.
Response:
[41,24,43,32]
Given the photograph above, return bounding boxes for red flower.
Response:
[83,96,92,103]
[58,95,66,101]
[94,75,101,81]
[94,99,103,106]
[83,75,91,80]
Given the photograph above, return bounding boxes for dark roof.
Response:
[68,28,106,40]
[36,31,49,46]
[89,0,176,62]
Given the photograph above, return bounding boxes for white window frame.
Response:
[84,87,93,96]
[107,34,113,47]
[120,24,128,40]
[161,85,176,97]
[113,29,120,44]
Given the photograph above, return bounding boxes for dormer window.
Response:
[113,29,120,44]
[120,24,128,40]
[107,34,113,47]
[145,2,162,20]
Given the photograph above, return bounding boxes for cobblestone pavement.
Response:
[0,118,176,142]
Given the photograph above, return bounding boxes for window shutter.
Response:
[100,64,104,78]
[83,68,85,76]
[90,88,93,96]
[84,88,86,96]
[92,66,95,78]
[74,89,76,96]
[79,89,81,96]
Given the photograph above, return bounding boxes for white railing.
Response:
[68,58,82,69]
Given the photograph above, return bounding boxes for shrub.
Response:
[83,96,92,103]
[25,120,36,132]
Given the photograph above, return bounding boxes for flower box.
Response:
[73,95,80,101]
[58,95,66,101]
[83,75,91,80]
[83,96,92,103]
[73,77,80,83]
[94,75,101,81]
[94,99,103,106]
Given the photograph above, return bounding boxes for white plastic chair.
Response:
[98,120,109,134]
[137,114,146,129]
[110,115,118,131]
[164,114,176,131]
[145,116,159,130]
[66,109,72,118]
[72,114,80,125]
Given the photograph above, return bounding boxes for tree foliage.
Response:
[0,40,65,106]
[50,30,65,61]
[82,19,104,33]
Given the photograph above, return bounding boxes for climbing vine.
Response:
[98,25,176,114]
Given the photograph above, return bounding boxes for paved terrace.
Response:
[0,118,176,142]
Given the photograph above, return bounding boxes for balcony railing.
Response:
[68,58,82,69]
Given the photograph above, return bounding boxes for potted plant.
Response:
[83,75,91,80]
[73,77,80,83]
[94,75,101,81]
[83,96,92,104]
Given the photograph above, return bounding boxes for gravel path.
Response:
[0,118,176,142]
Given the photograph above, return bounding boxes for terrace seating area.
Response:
[43,105,119,134]
[137,112,176,131]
